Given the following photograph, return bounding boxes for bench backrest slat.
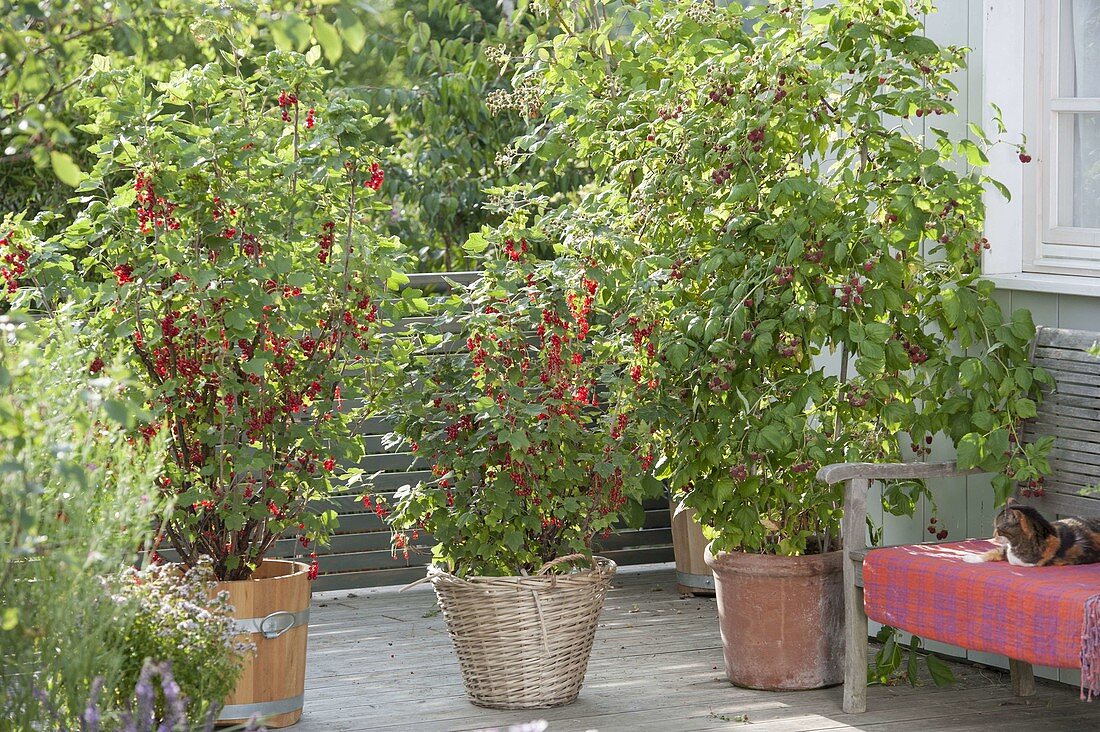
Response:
[1023,327,1100,516]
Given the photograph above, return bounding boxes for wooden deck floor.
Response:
[296,566,1096,731]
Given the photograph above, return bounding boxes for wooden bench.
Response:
[818,326,1100,713]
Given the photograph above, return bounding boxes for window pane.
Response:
[1056,113,1100,228]
[1061,0,1100,97]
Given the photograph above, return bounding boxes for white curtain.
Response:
[1071,0,1100,228]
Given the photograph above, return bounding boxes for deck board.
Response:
[292,566,1094,731]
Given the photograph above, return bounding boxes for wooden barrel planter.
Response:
[670,502,714,596]
[216,559,311,728]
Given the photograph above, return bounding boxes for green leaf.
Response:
[1014,397,1037,419]
[50,151,84,187]
[983,430,1010,470]
[991,473,1014,504]
[224,309,250,331]
[343,18,369,54]
[386,271,410,290]
[941,289,961,327]
[503,530,524,552]
[1014,367,1034,392]
[312,18,343,63]
[849,321,866,344]
[957,139,989,167]
[1010,308,1035,341]
[860,340,885,363]
[621,499,646,528]
[864,322,893,343]
[463,232,488,254]
[757,424,787,451]
[641,474,665,499]
[755,223,779,240]
[925,653,956,687]
[271,253,292,274]
[272,17,312,52]
[806,7,832,26]
[903,35,941,56]
[1,607,17,631]
[959,358,982,388]
[955,433,982,470]
[102,399,131,427]
[666,343,689,368]
[906,636,920,682]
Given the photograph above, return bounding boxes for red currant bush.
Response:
[5,52,409,581]
[380,218,663,576]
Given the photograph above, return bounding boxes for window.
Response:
[983,1,1100,286]
[1030,0,1100,274]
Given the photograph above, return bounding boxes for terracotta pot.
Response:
[670,501,714,596]
[215,559,311,728]
[705,544,843,690]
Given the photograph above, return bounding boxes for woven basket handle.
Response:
[536,553,598,575]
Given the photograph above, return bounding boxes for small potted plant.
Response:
[382,217,662,709]
[8,51,406,726]
[510,0,1051,690]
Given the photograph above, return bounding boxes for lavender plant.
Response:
[43,660,265,732]
[109,560,250,725]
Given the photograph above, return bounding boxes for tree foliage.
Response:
[2,0,578,270]
[1,1,371,214]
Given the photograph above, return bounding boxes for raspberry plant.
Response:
[511,0,1052,555]
[6,51,408,580]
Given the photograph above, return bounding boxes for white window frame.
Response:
[983,1,1100,292]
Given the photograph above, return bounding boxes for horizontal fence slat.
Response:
[312,566,428,592]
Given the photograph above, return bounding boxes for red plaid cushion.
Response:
[863,539,1100,670]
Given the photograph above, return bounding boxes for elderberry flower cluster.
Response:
[485,80,544,118]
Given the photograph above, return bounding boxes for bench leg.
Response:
[844,581,868,713]
[1010,659,1035,697]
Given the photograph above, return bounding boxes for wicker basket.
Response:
[427,554,617,709]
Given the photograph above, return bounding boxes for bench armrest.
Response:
[816,461,974,485]
[820,462,980,558]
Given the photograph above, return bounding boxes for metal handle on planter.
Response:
[259,611,296,639]
[231,608,310,639]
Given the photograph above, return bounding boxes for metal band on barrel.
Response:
[217,693,304,720]
[231,608,311,639]
[676,570,714,590]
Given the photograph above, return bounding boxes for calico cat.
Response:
[963,498,1100,567]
